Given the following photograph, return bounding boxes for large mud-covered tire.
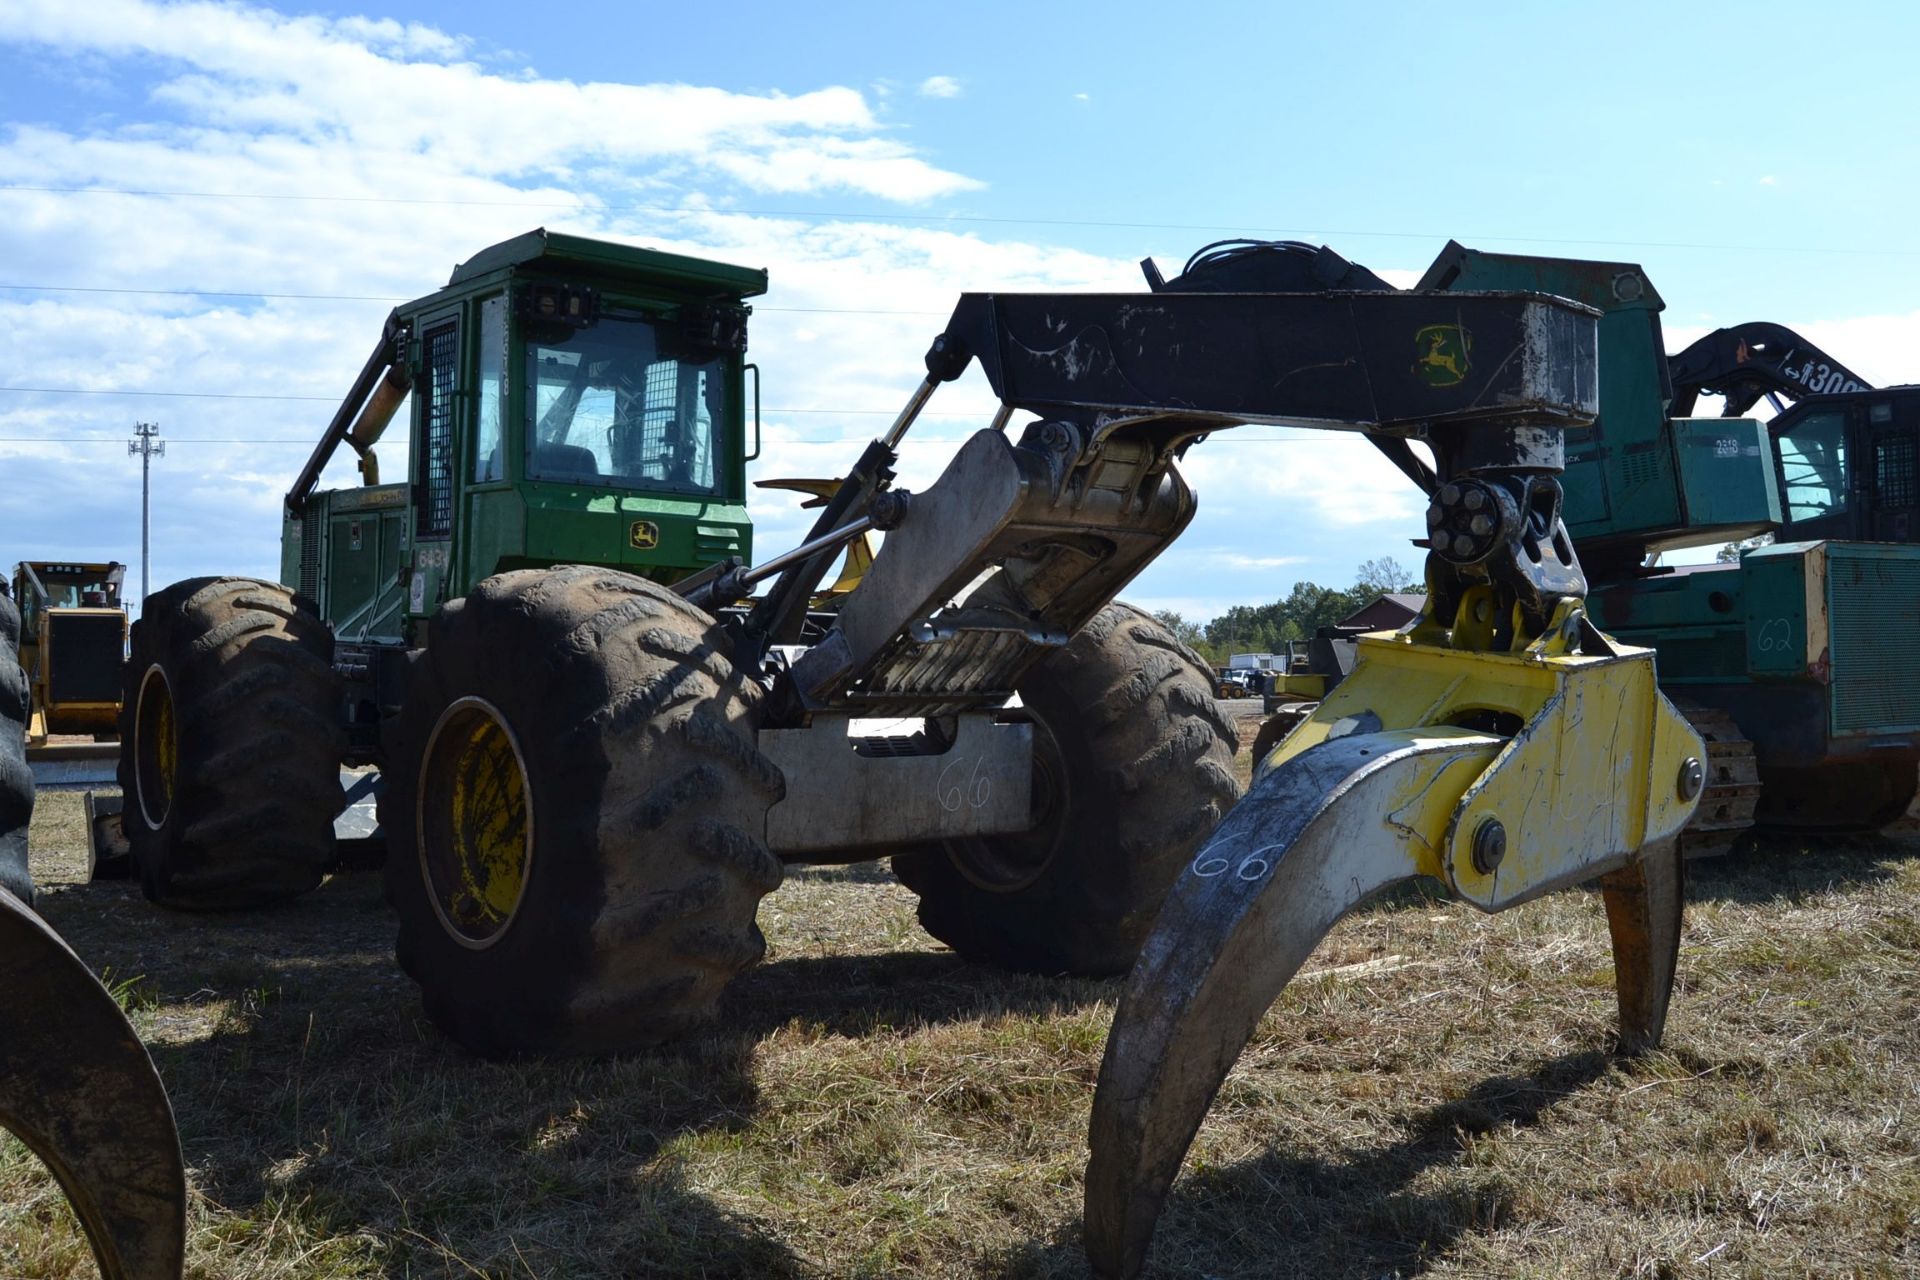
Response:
[0,596,34,907]
[117,577,343,909]
[382,567,785,1058]
[893,603,1241,975]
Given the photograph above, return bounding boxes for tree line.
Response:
[1152,556,1420,665]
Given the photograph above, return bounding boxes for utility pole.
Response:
[129,422,164,605]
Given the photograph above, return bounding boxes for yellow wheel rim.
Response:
[418,697,533,948]
[133,665,177,830]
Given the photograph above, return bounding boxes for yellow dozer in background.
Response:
[13,560,128,747]
[12,562,130,868]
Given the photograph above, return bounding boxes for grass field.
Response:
[5,749,1919,1278]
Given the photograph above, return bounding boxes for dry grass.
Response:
[5,775,1920,1279]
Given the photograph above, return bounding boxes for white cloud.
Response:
[0,0,979,202]
[1073,92,1090,102]
[1209,552,1309,570]
[918,75,963,99]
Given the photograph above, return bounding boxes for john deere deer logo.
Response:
[1414,324,1472,387]
[629,520,661,551]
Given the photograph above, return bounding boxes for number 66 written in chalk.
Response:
[937,755,992,812]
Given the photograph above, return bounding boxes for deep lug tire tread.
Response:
[893,602,1241,975]
[382,567,783,1058]
[116,577,343,910]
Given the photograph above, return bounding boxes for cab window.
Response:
[1776,410,1849,522]
[525,313,725,496]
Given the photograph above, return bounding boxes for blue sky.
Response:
[2,0,1917,621]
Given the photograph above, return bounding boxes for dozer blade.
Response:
[0,885,185,1280]
[1085,621,1700,1279]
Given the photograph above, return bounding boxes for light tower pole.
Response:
[129,422,165,605]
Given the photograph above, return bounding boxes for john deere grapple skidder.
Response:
[126,230,1706,1276]
[1,594,186,1280]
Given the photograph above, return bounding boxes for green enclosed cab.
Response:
[279,228,762,648]
[273,229,764,751]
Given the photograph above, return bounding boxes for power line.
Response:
[2,183,1912,257]
[1,385,337,403]
[0,436,315,443]
[0,281,948,315]
[0,384,990,411]
[2,433,1320,447]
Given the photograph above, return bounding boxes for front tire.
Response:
[893,603,1241,975]
[117,578,343,909]
[382,567,784,1058]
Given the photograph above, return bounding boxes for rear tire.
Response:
[1249,701,1318,780]
[382,567,784,1058]
[893,603,1240,975]
[117,578,343,909]
[1,596,35,907]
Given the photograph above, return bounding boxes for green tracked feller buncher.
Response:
[1254,250,1920,855]
[127,229,1717,1277]
[1419,246,1920,847]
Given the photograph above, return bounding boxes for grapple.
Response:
[0,884,185,1279]
[1073,241,1707,1277]
[1084,603,1698,1276]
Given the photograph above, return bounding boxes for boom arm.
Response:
[285,312,410,515]
[774,287,1599,718]
[1669,320,1872,417]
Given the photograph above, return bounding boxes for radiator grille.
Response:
[47,614,124,703]
[1829,549,1920,733]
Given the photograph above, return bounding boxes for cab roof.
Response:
[445,227,768,299]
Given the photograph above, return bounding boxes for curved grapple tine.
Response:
[1085,731,1498,1280]
[0,886,185,1280]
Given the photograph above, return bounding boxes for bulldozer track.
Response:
[1672,702,1760,858]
